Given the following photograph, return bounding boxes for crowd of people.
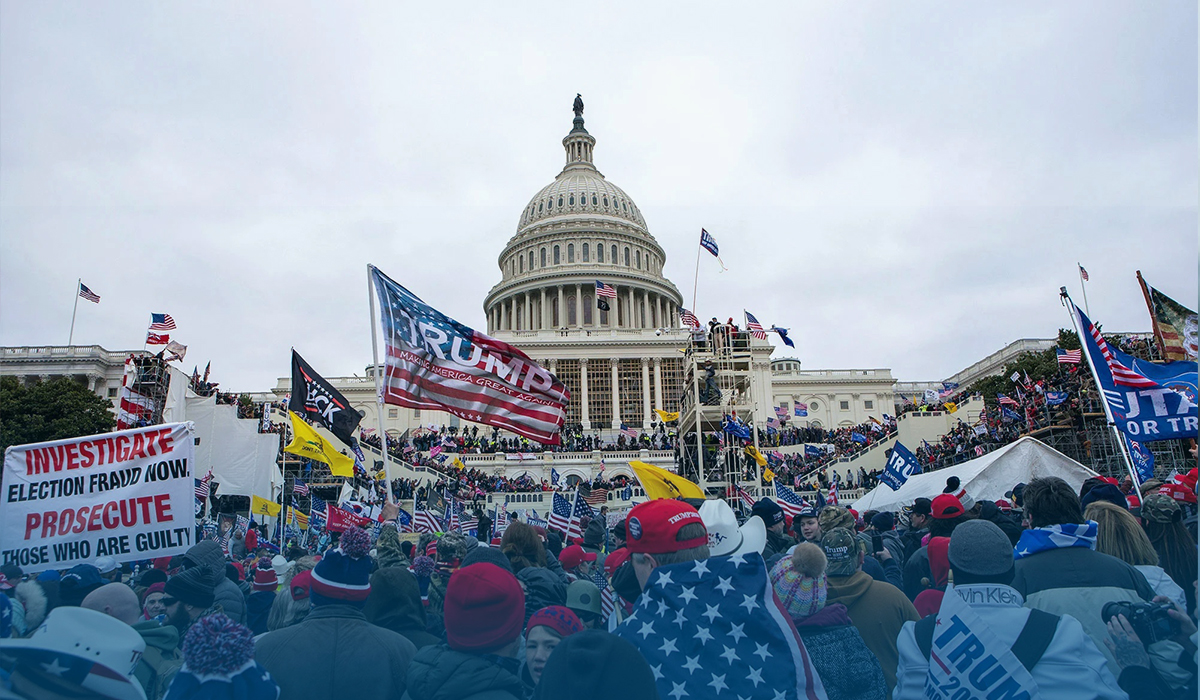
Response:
[4,464,1196,700]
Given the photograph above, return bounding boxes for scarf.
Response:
[1013,521,1097,560]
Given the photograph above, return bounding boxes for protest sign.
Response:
[2,423,195,573]
[326,505,374,533]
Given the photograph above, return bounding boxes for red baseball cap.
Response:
[931,494,965,520]
[558,544,596,570]
[604,547,630,577]
[1160,482,1198,505]
[625,500,707,555]
[994,499,1012,513]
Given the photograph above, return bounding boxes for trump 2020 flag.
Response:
[1126,436,1155,483]
[614,553,827,700]
[880,441,920,490]
[370,266,569,444]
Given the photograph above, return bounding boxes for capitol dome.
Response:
[485,103,683,335]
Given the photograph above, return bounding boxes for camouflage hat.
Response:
[818,505,855,534]
[1141,493,1182,524]
[437,532,469,563]
[820,527,860,577]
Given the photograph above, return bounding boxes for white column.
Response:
[655,294,662,329]
[509,298,516,330]
[610,358,620,429]
[641,357,651,429]
[540,288,548,330]
[557,286,565,328]
[580,358,591,430]
[653,357,663,411]
[575,284,583,328]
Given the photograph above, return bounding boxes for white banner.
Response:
[1,423,196,573]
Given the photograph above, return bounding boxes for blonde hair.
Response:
[1085,501,1158,567]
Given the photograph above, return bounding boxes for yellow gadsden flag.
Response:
[763,467,776,483]
[285,411,355,477]
[654,409,680,423]
[744,445,768,467]
[250,495,281,518]
[629,460,705,501]
[944,402,958,414]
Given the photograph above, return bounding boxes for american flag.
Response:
[1079,264,1089,282]
[595,280,617,299]
[1078,306,1158,388]
[774,483,809,517]
[766,418,780,429]
[493,503,509,536]
[414,507,442,534]
[460,515,479,535]
[997,393,1020,407]
[974,445,985,457]
[744,311,768,340]
[149,313,176,331]
[446,498,461,532]
[679,308,701,329]
[620,423,639,439]
[78,283,100,303]
[194,473,212,501]
[1056,348,1081,364]
[310,495,328,518]
[547,492,573,534]
[614,554,825,700]
[371,266,568,446]
[583,487,609,506]
[293,480,310,496]
[396,507,414,533]
[146,332,170,345]
[828,483,839,506]
[735,485,756,509]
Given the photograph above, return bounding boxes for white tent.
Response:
[184,394,284,500]
[851,436,1099,513]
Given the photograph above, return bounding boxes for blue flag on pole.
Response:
[721,415,751,440]
[1125,436,1156,483]
[551,468,561,486]
[1072,301,1197,442]
[770,326,795,348]
[850,432,867,444]
[1045,391,1068,406]
[880,442,921,490]
[803,444,822,457]
[1001,407,1022,422]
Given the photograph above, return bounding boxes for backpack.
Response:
[914,608,1059,673]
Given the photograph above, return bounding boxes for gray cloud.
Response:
[2,2,1194,390]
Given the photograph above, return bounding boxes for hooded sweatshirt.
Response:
[132,619,183,700]
[181,540,246,624]
[405,644,528,700]
[517,567,567,626]
[364,567,441,650]
[826,570,919,693]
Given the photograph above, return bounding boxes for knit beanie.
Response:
[461,544,515,573]
[252,557,279,592]
[769,543,828,620]
[1081,483,1129,512]
[163,613,280,700]
[944,476,976,511]
[527,605,585,638]
[444,563,525,652]
[411,555,435,599]
[165,566,216,609]
[311,527,372,607]
[870,511,895,532]
[437,533,468,565]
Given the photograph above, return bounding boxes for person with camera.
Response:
[895,520,1124,700]
[1105,596,1198,699]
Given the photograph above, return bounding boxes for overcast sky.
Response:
[2,2,1195,391]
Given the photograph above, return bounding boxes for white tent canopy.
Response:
[851,436,1099,513]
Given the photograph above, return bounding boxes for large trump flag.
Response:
[370,266,569,445]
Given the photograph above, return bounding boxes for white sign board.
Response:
[2,423,195,572]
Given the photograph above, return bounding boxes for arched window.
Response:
[519,256,524,273]
[540,248,546,267]
[582,243,589,262]
[636,250,641,268]
[538,202,543,213]
[624,247,630,266]
[603,196,609,207]
[567,296,577,325]
[592,195,598,206]
[611,245,618,264]
[597,244,604,262]
[557,197,564,207]
[569,194,575,206]
[553,246,560,264]
[529,250,534,270]
[567,244,574,263]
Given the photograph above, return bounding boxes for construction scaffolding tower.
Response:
[126,353,173,426]
[676,326,766,500]
[1032,412,1193,480]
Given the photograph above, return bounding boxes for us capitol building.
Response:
[7,100,1035,483]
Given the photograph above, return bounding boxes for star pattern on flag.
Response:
[615,553,822,700]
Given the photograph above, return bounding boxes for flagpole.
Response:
[1077,263,1091,318]
[367,265,396,505]
[1059,289,1140,491]
[691,240,701,321]
[68,279,81,347]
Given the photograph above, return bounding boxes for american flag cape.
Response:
[614,554,827,700]
[371,266,569,445]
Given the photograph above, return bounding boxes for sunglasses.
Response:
[161,596,179,607]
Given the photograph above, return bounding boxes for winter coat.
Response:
[1011,545,1155,677]
[794,604,887,700]
[976,501,1023,545]
[230,533,248,561]
[825,570,919,693]
[893,584,1125,700]
[1136,564,1187,610]
[897,527,928,565]
[582,519,606,554]
[255,603,417,700]
[364,567,442,650]
[376,524,411,570]
[247,590,276,636]
[517,567,567,626]
[404,644,528,700]
[863,553,902,590]
[12,581,47,636]
[762,528,797,560]
[181,540,246,624]
[132,619,183,700]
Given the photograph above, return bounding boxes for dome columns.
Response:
[486,283,679,333]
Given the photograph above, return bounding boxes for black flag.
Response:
[597,298,610,311]
[289,350,362,446]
